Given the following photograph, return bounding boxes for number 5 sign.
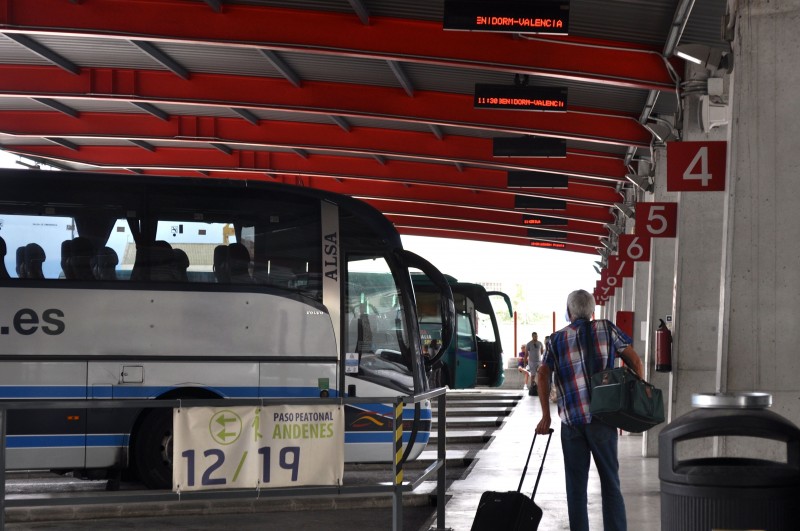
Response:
[667,141,727,191]
[636,202,677,238]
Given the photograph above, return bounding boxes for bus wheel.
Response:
[133,409,173,490]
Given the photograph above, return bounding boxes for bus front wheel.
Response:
[132,409,173,490]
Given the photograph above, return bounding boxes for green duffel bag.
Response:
[590,367,665,433]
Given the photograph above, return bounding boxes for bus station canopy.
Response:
[0,0,728,254]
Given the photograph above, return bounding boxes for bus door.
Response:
[452,311,478,389]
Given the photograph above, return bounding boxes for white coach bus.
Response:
[0,168,454,489]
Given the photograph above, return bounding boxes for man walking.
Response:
[535,289,644,531]
[525,332,544,393]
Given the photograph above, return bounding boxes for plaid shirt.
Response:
[542,318,632,426]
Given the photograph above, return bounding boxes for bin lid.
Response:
[692,392,772,409]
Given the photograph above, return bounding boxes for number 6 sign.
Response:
[636,202,677,238]
[618,234,651,262]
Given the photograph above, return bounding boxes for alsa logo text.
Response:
[1,309,65,336]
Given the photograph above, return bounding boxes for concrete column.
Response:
[643,147,678,454]
[721,0,800,428]
[669,62,730,421]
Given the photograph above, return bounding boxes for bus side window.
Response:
[0,236,9,280]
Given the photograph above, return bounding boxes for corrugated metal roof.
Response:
[0,0,732,250]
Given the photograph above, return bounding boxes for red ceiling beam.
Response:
[0,0,676,92]
[361,201,606,238]
[357,196,610,227]
[281,177,615,224]
[385,213,603,240]
[5,144,623,208]
[396,227,598,255]
[0,65,649,149]
[387,216,603,248]
[0,110,629,181]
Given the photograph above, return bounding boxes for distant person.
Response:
[517,343,530,389]
[535,289,644,531]
[526,332,544,394]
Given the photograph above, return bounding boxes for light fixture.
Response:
[593,264,602,275]
[594,260,606,270]
[625,173,654,193]
[605,223,623,237]
[597,248,609,260]
[614,203,636,219]
[601,238,616,253]
[675,43,733,73]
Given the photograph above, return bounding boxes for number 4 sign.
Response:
[667,141,727,192]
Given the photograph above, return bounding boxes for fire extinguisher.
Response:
[655,319,672,372]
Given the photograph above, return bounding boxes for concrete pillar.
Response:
[721,0,800,428]
[669,62,731,421]
[643,147,678,454]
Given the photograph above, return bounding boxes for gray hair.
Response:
[566,289,595,321]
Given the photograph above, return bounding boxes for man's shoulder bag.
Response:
[582,323,665,433]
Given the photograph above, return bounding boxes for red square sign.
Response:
[667,141,727,192]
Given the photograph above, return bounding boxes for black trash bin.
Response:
[659,392,800,531]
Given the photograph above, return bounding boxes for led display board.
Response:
[522,215,568,226]
[530,241,567,249]
[527,229,567,239]
[493,137,566,158]
[444,1,570,34]
[514,195,567,210]
[508,171,568,188]
[474,84,568,112]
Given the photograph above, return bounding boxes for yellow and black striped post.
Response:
[393,401,404,485]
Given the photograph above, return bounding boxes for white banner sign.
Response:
[173,404,343,492]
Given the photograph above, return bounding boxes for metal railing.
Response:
[0,388,450,531]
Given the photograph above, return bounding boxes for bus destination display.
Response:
[444,1,570,34]
[475,84,567,112]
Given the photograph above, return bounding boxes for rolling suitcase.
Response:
[470,428,554,531]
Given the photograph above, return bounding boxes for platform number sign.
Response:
[607,256,633,280]
[618,234,651,262]
[667,141,727,192]
[594,283,609,306]
[636,203,677,238]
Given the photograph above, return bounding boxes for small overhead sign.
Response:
[474,84,568,112]
[527,229,567,239]
[443,1,570,34]
[514,195,567,210]
[530,240,566,249]
[522,215,568,226]
[493,137,566,158]
[636,202,678,238]
[508,171,568,188]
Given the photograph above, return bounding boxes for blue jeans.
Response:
[561,420,626,531]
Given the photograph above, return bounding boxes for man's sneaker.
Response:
[523,384,528,390]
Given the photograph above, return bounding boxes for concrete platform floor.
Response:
[428,389,661,530]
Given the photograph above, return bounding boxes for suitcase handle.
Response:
[517,428,554,495]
